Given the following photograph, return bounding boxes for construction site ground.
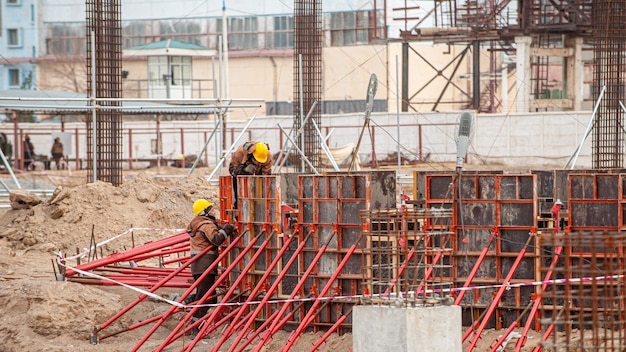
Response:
[0,165,550,351]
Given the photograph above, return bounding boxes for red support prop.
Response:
[228,226,314,352]
[64,232,188,277]
[210,230,300,352]
[249,228,335,352]
[183,232,275,351]
[280,240,360,351]
[515,202,563,351]
[455,231,496,305]
[466,233,535,351]
[131,233,245,352]
[155,231,261,351]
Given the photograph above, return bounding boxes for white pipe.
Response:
[396,55,401,181]
[565,85,606,169]
[206,114,258,183]
[298,54,305,172]
[0,145,21,189]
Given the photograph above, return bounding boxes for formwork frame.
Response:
[296,174,369,332]
[424,174,538,331]
[540,230,626,351]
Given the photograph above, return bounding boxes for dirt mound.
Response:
[1,172,216,253]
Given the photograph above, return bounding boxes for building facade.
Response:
[0,0,40,90]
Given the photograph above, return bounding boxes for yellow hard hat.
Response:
[54,137,60,142]
[25,134,30,140]
[252,142,268,163]
[192,199,212,216]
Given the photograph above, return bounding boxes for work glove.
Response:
[222,224,236,237]
[231,164,245,176]
[243,163,256,174]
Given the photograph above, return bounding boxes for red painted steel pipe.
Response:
[64,232,188,277]
[309,311,350,352]
[131,233,245,352]
[211,230,299,352]
[167,302,243,346]
[531,324,555,352]
[515,204,563,351]
[156,229,263,351]
[99,307,183,340]
[251,228,336,352]
[91,243,213,337]
[228,227,315,352]
[466,234,535,351]
[514,246,563,351]
[489,320,519,352]
[281,240,361,352]
[127,244,190,263]
[455,231,496,305]
[183,232,274,351]
[489,302,533,352]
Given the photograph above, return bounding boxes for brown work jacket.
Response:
[228,141,273,176]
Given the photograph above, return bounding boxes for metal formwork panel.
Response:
[568,174,620,231]
[295,174,369,331]
[230,176,281,304]
[426,174,538,330]
[219,175,234,224]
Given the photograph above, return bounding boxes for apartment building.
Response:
[0,0,40,90]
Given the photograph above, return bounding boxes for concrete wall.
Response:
[0,110,595,171]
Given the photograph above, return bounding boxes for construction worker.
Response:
[50,137,64,170]
[23,134,35,171]
[228,141,272,209]
[186,199,235,319]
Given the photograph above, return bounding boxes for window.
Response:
[8,29,20,47]
[158,19,202,46]
[272,16,293,49]
[7,0,20,5]
[147,56,191,87]
[46,24,85,55]
[123,21,147,49]
[169,56,191,86]
[329,11,373,46]
[8,69,20,87]
[218,17,258,50]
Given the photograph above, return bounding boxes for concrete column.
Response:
[515,36,532,112]
[353,305,462,352]
[566,37,584,111]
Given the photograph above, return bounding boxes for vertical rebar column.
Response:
[592,0,626,168]
[86,0,123,186]
[541,231,626,350]
[293,0,322,172]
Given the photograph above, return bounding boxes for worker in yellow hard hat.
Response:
[186,199,235,321]
[228,141,273,209]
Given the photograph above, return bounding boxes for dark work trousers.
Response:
[232,175,239,209]
[190,251,218,318]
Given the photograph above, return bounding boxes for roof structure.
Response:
[123,39,216,57]
[0,89,229,115]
